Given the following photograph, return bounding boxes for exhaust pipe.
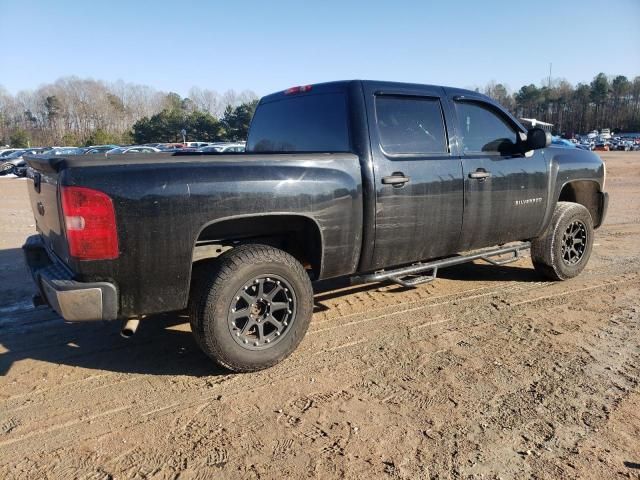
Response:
[121,318,140,338]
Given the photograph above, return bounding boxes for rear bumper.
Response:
[596,191,609,228]
[22,235,118,321]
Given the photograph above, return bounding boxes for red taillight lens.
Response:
[61,186,119,260]
[284,85,312,95]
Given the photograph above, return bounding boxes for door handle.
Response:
[382,173,410,186]
[469,169,491,180]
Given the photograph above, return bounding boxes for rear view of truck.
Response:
[23,160,120,321]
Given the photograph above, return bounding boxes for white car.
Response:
[105,146,161,155]
[0,148,24,158]
[198,143,246,153]
[42,147,86,156]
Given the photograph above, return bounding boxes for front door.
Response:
[364,84,464,270]
[449,98,549,250]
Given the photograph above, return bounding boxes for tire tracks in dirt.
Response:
[1,268,637,464]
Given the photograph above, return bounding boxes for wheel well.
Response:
[558,180,602,226]
[193,215,323,280]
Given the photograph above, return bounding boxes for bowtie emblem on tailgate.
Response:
[33,172,41,193]
[37,201,45,216]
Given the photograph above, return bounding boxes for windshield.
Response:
[106,147,127,154]
[5,150,26,159]
[51,147,84,155]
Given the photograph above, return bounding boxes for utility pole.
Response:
[547,63,553,128]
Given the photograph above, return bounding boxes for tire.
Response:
[531,202,594,281]
[0,163,14,176]
[188,244,313,372]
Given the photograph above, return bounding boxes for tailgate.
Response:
[25,155,70,263]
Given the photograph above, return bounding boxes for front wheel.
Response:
[531,202,594,281]
[189,244,313,372]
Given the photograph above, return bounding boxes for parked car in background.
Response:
[105,146,161,155]
[164,147,200,153]
[0,148,24,158]
[85,145,119,154]
[156,143,187,151]
[594,142,610,151]
[0,148,46,177]
[551,137,576,149]
[43,147,86,156]
[616,140,633,151]
[199,142,246,153]
[0,161,16,175]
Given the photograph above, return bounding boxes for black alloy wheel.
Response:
[561,220,587,265]
[227,275,296,350]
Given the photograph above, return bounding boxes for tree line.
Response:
[0,77,259,147]
[483,73,640,135]
[1,72,639,148]
[130,93,258,144]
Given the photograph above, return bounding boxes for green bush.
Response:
[9,129,31,148]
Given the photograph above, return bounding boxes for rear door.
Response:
[364,82,464,270]
[447,94,549,250]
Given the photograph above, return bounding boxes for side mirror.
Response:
[526,128,552,150]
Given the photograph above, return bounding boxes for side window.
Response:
[375,95,448,155]
[454,101,518,154]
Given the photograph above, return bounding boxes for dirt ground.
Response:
[0,152,638,479]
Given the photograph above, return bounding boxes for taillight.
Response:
[61,186,119,260]
[284,85,312,95]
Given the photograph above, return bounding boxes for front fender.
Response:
[539,147,606,234]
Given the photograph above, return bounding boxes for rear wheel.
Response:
[189,244,313,372]
[531,202,594,281]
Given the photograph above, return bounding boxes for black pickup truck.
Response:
[23,80,608,372]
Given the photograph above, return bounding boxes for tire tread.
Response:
[531,201,594,281]
[189,244,313,372]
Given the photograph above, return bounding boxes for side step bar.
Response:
[351,242,531,288]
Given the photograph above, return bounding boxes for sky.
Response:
[1,0,639,97]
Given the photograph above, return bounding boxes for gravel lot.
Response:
[0,152,639,479]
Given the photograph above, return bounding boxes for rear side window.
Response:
[454,101,518,154]
[375,96,448,155]
[247,93,350,152]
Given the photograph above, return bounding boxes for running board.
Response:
[351,242,531,288]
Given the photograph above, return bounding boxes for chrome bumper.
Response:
[22,235,118,321]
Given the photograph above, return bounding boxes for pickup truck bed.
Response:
[25,151,363,316]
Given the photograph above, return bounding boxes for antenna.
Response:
[548,63,552,89]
